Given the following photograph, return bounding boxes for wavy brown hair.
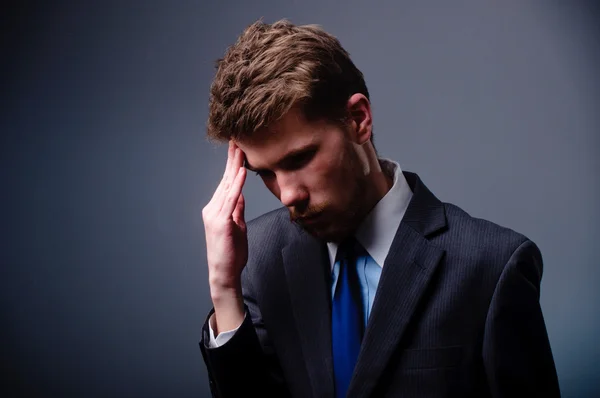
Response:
[207,19,370,142]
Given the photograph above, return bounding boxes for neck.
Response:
[357,143,393,217]
[367,161,392,206]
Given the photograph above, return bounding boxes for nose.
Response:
[278,173,308,208]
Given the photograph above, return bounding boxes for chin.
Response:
[302,223,353,243]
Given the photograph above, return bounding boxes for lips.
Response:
[298,213,322,224]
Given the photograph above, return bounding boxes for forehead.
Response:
[236,108,323,162]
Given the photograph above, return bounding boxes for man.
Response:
[199,19,560,398]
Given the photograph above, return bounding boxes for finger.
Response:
[219,142,236,192]
[232,192,245,226]
[220,166,247,217]
[209,142,237,206]
[223,147,243,188]
[233,144,245,170]
[215,147,243,207]
[223,141,235,179]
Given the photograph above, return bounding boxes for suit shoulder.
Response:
[247,206,289,231]
[245,207,298,253]
[440,202,533,264]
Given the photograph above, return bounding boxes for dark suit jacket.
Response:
[200,172,560,397]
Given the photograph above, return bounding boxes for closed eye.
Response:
[254,169,274,178]
[243,159,269,177]
[281,148,316,171]
[244,145,317,177]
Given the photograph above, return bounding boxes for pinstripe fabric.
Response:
[200,171,560,398]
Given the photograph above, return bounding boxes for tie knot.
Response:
[336,236,365,263]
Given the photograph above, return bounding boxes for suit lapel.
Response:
[348,172,447,398]
[282,229,335,398]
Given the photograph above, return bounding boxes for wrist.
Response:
[209,276,242,301]
[211,287,243,309]
[211,290,244,335]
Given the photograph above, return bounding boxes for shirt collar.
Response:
[326,159,413,269]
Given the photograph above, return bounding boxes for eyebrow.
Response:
[244,144,317,172]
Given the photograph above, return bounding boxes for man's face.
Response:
[236,107,370,242]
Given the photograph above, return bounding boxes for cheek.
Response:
[261,177,280,199]
[305,158,347,202]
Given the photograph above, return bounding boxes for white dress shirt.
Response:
[208,159,413,348]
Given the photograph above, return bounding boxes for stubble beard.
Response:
[299,144,370,243]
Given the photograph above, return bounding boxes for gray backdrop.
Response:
[2,1,599,397]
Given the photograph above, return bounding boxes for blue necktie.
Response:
[332,238,364,398]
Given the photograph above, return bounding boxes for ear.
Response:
[346,93,372,145]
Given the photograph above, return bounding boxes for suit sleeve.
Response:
[482,239,561,397]
[199,269,290,398]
